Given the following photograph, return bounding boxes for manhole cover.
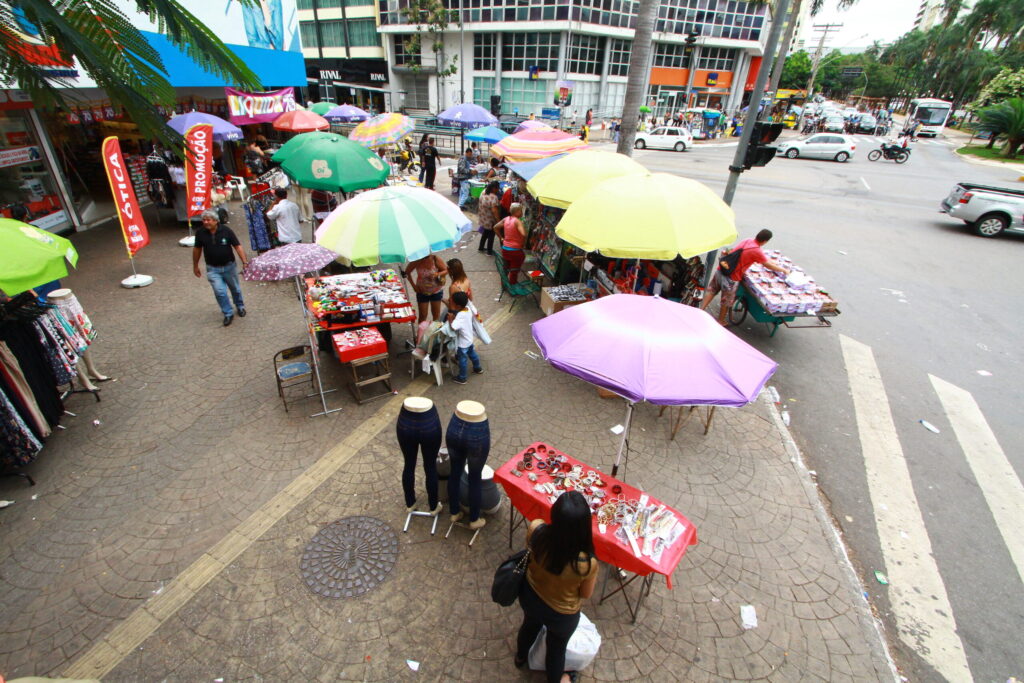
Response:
[300,516,399,598]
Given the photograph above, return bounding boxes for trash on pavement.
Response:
[407,660,420,672]
[874,570,889,585]
[740,605,758,629]
[919,419,940,434]
[524,351,540,360]
[610,424,624,435]
[781,410,790,426]
[0,500,14,509]
[977,370,992,376]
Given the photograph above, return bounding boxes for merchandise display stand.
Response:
[345,353,393,404]
[403,509,440,535]
[658,404,717,439]
[445,519,483,547]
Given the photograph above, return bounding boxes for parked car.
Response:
[633,126,694,151]
[940,182,1024,237]
[823,116,845,133]
[857,114,878,133]
[774,134,857,162]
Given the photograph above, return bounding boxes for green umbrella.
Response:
[279,135,390,192]
[309,101,337,116]
[639,106,652,113]
[0,218,79,295]
[271,131,339,164]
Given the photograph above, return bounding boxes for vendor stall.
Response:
[495,442,698,623]
[727,249,840,336]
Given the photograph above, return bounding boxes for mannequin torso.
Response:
[404,397,434,413]
[455,400,487,422]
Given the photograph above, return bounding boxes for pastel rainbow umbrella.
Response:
[348,113,415,148]
[489,130,588,162]
[315,185,472,266]
[273,109,330,132]
[514,119,553,133]
[526,150,648,209]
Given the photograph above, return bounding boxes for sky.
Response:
[800,0,922,52]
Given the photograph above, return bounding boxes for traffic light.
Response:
[742,122,784,169]
[683,30,698,57]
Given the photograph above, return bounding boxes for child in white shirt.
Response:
[449,291,482,384]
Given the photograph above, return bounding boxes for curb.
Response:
[953,144,1024,174]
[760,391,902,682]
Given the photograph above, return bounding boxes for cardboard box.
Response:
[540,287,587,317]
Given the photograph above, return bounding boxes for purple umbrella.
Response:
[437,103,499,129]
[531,294,778,475]
[242,243,343,417]
[167,111,243,141]
[323,104,371,123]
[514,119,554,133]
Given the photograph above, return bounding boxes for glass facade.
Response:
[380,0,766,41]
[474,33,497,71]
[653,43,687,68]
[473,76,497,108]
[300,19,381,48]
[568,35,603,76]
[500,77,553,115]
[298,0,375,7]
[608,38,631,77]
[697,46,736,71]
[501,32,560,73]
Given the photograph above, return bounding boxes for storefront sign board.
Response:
[184,124,213,218]
[101,136,150,256]
[225,87,297,125]
[0,146,42,168]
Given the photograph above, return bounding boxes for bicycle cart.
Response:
[728,283,840,337]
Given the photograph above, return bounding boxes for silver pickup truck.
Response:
[940,182,1024,237]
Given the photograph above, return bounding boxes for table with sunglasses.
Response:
[494,442,698,623]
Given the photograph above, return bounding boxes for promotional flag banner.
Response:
[101,136,149,256]
[185,124,213,218]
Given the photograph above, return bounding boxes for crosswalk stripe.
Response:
[930,375,1024,585]
[840,336,972,683]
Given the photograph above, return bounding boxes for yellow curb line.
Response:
[64,304,520,679]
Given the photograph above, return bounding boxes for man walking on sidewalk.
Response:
[193,209,249,326]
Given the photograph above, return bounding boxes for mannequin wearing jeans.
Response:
[446,400,490,530]
[396,397,442,515]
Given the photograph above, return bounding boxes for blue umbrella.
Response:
[167,111,243,141]
[438,103,498,129]
[324,104,371,123]
[466,125,509,144]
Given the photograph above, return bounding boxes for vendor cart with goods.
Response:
[727,250,840,336]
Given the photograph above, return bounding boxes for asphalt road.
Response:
[629,133,1023,682]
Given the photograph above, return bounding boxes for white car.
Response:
[634,126,694,152]
[774,134,857,162]
[823,116,845,132]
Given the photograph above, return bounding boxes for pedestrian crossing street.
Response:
[839,335,1022,683]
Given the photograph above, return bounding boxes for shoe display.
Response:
[468,518,486,530]
[429,503,443,516]
[406,503,418,513]
[223,315,233,326]
[450,511,463,523]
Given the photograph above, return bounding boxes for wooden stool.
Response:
[658,405,716,439]
[345,353,393,404]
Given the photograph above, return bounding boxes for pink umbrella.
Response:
[514,119,554,133]
[273,110,331,133]
[490,130,588,162]
[531,294,778,475]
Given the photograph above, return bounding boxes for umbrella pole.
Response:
[611,402,634,479]
[634,257,640,293]
[295,274,341,417]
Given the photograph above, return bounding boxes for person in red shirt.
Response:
[701,229,790,326]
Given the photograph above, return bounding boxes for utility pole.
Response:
[795,22,841,129]
[459,0,465,102]
[702,0,791,281]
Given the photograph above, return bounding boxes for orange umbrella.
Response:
[273,110,330,133]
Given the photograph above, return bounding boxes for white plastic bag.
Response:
[528,612,601,672]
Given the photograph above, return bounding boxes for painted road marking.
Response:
[840,335,971,683]
[860,177,871,191]
[930,374,1024,585]
[65,306,520,679]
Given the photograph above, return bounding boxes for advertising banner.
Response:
[0,146,42,168]
[225,86,297,125]
[101,136,150,256]
[184,124,213,218]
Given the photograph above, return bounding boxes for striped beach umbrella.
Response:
[348,113,415,148]
[489,130,589,162]
[315,186,472,266]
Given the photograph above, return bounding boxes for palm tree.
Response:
[0,1,261,149]
[976,97,1024,158]
[615,0,658,156]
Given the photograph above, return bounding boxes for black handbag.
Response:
[491,548,530,606]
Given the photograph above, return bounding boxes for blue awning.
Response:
[142,31,306,87]
[506,154,568,181]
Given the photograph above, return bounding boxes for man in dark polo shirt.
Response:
[193,209,249,326]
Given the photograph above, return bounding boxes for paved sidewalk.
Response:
[0,190,894,681]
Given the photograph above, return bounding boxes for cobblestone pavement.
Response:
[0,185,894,681]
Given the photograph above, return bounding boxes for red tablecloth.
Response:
[495,442,697,588]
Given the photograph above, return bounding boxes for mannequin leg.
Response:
[80,348,111,381]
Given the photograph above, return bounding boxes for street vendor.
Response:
[406,253,448,324]
[494,203,527,283]
[700,229,790,327]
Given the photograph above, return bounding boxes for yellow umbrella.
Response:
[556,173,736,259]
[527,151,648,209]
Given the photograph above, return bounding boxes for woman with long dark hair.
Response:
[417,133,430,184]
[515,490,598,683]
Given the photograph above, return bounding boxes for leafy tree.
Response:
[0,1,261,150]
[401,0,459,107]
[976,98,1024,157]
[779,50,811,90]
[972,68,1024,110]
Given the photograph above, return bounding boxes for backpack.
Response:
[717,246,746,276]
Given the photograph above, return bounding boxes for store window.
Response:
[608,39,631,77]
[500,77,553,116]
[474,33,496,71]
[502,33,560,73]
[653,43,686,69]
[0,105,72,234]
[394,35,419,65]
[347,19,381,47]
[568,35,602,76]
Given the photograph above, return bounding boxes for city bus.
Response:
[906,98,953,137]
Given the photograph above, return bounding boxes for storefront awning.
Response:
[329,81,392,94]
